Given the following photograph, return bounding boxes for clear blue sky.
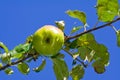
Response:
[0,0,120,80]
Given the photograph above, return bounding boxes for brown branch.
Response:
[66,17,120,40]
[62,48,87,68]
[0,17,120,71]
[0,54,32,71]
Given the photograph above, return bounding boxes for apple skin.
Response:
[32,25,64,56]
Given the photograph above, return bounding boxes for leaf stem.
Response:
[66,17,120,40]
[110,25,118,33]
[93,20,99,28]
[62,48,87,68]
[0,42,9,53]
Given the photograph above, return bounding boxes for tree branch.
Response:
[62,48,87,68]
[0,54,32,71]
[66,17,120,40]
[0,17,120,71]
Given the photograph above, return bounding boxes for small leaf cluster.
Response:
[0,41,35,75]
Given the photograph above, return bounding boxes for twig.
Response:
[110,25,118,33]
[66,17,120,40]
[62,48,87,68]
[0,54,32,71]
[0,17,120,71]
[93,20,99,28]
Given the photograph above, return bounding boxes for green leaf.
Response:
[96,52,110,66]
[101,52,110,66]
[78,46,91,60]
[75,33,97,62]
[77,33,95,46]
[69,39,78,49]
[91,44,107,54]
[0,42,9,53]
[5,68,14,75]
[10,50,22,59]
[96,0,119,22]
[78,47,95,62]
[33,59,46,72]
[76,33,110,65]
[55,20,65,31]
[0,63,3,68]
[56,53,65,59]
[52,58,69,80]
[66,10,86,24]
[70,65,84,80]
[93,44,110,65]
[71,26,82,34]
[116,30,120,47]
[11,43,31,59]
[64,40,71,51]
[14,43,30,54]
[118,9,120,16]
[51,53,65,59]
[1,53,10,63]
[86,50,96,62]
[92,60,105,74]
[17,62,30,75]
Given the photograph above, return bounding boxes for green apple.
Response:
[32,25,64,56]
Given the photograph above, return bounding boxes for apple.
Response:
[32,25,64,56]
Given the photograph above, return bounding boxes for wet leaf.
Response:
[17,62,30,75]
[70,65,84,80]
[66,10,86,24]
[33,59,46,72]
[52,58,69,80]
